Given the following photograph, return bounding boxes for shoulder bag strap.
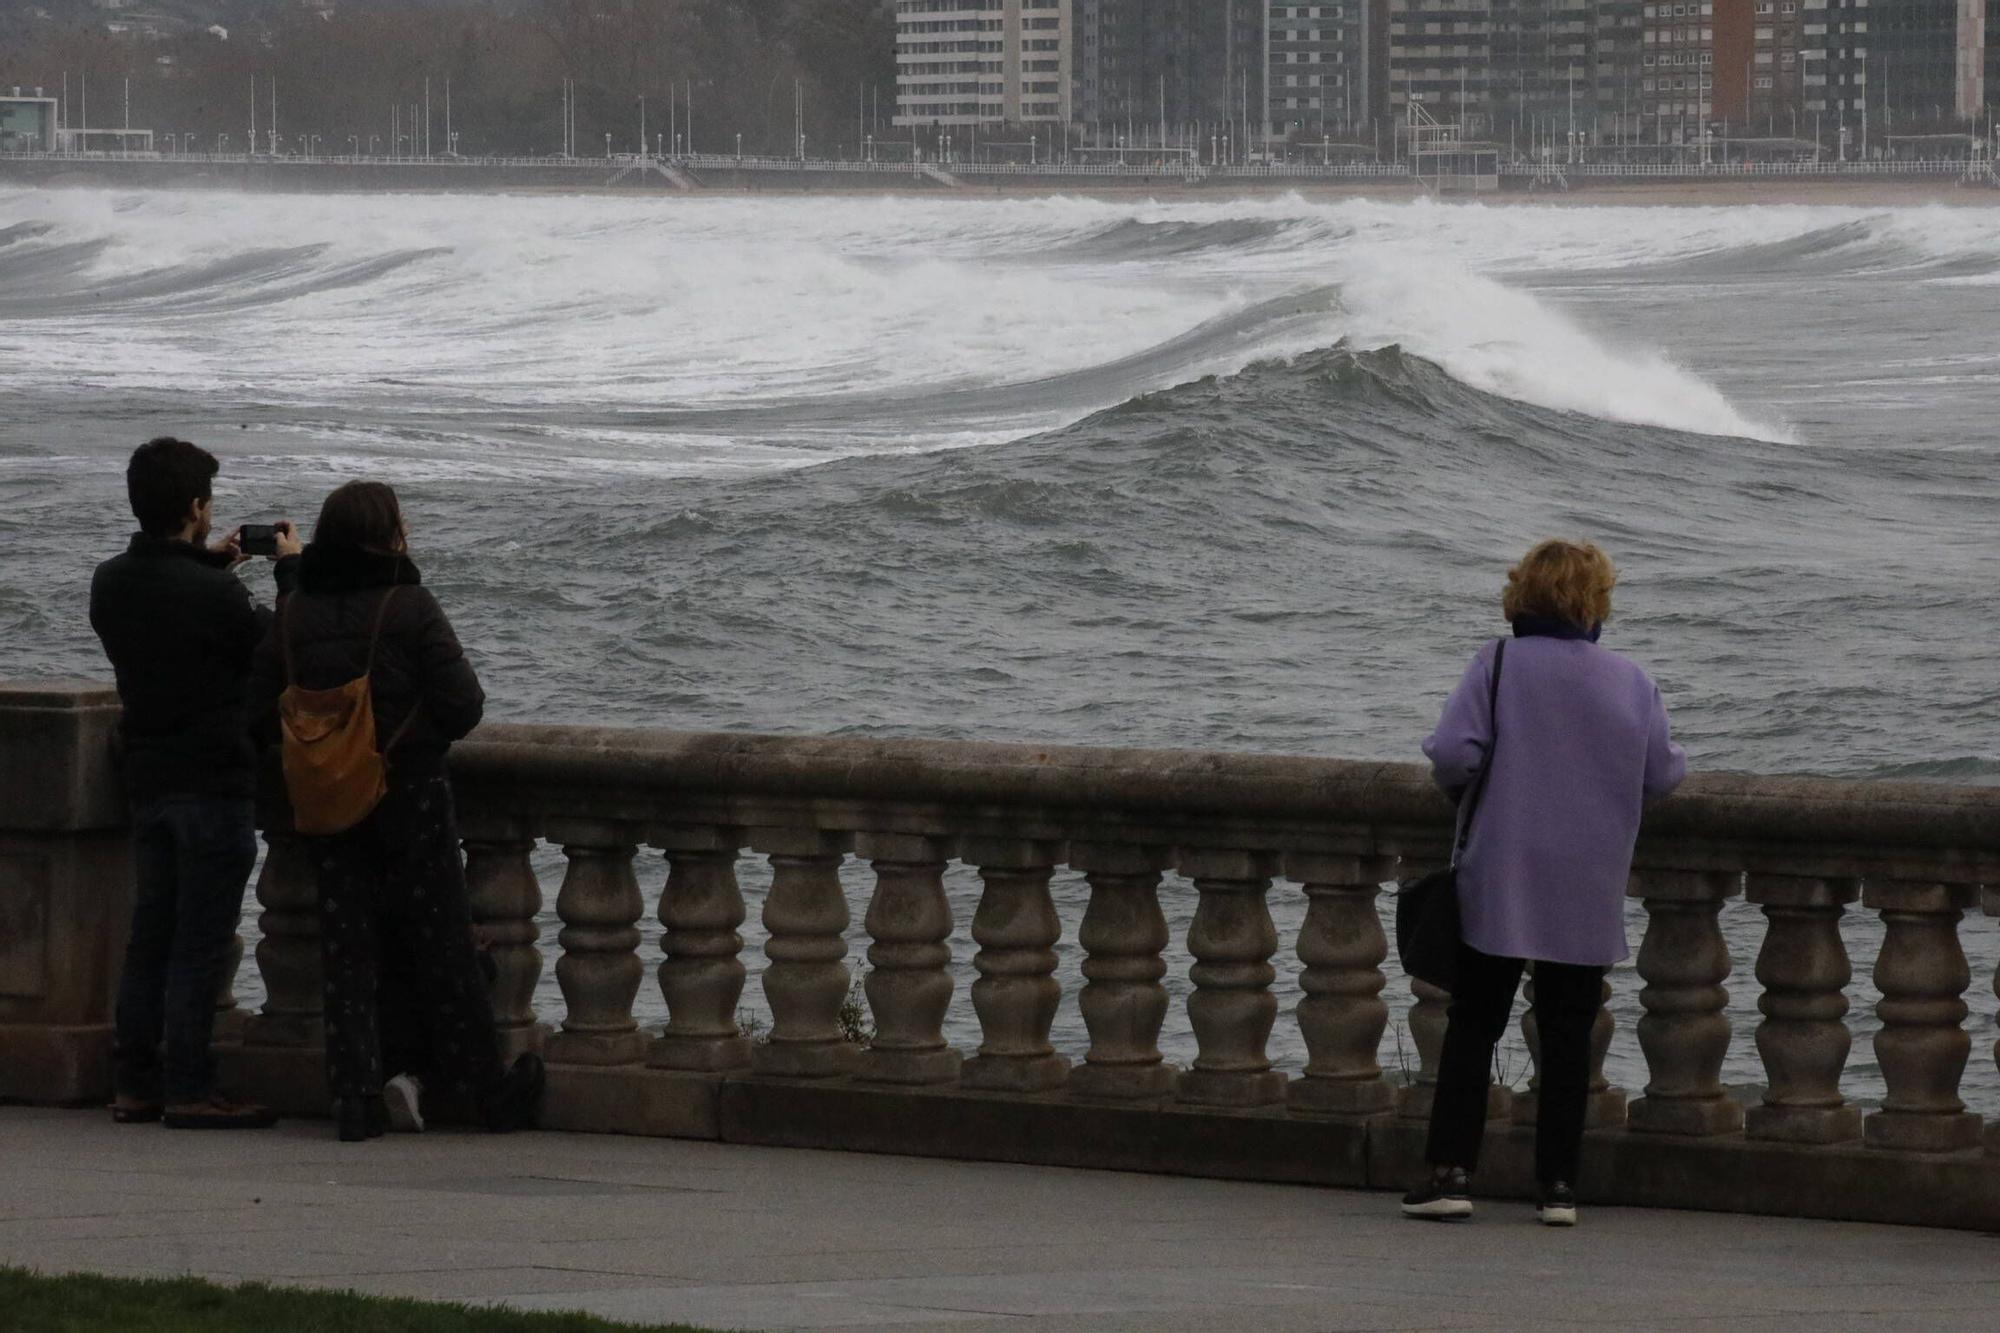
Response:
[1450,638,1507,867]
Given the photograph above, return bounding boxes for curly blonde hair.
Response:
[1502,539,1616,629]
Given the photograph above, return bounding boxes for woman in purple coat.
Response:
[1402,539,1686,1227]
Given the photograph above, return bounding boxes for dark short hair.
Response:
[314,480,405,552]
[126,437,219,538]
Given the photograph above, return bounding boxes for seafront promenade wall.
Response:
[3,679,1998,1231]
[2,151,1992,196]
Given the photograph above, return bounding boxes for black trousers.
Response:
[1424,941,1606,1186]
[311,774,503,1102]
[115,795,258,1104]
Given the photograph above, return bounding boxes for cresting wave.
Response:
[0,187,1839,454]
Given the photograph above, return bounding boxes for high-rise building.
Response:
[1387,0,1595,146]
[1988,0,2000,130]
[1491,0,1597,148]
[1385,1,1494,133]
[894,0,1073,129]
[1079,1,1268,143]
[1744,0,1807,135]
[1596,0,1648,142]
[1801,0,1866,136]
[1068,0,1987,151]
[1806,0,1993,139]
[1268,3,1373,139]
[1640,1,1720,139]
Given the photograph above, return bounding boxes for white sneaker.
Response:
[383,1074,426,1133]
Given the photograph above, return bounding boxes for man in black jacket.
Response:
[89,437,301,1129]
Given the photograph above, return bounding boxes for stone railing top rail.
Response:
[3,680,1993,875]
[450,722,2000,876]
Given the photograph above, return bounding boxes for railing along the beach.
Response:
[3,682,1995,1231]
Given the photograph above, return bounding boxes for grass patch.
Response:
[0,1267,720,1332]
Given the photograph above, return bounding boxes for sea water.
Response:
[2,187,1995,1104]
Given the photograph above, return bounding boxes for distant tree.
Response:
[1,0,900,156]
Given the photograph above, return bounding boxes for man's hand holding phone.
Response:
[237,521,302,560]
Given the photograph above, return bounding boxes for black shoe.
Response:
[480,1053,546,1133]
[110,1096,162,1125]
[333,1097,388,1142]
[1401,1166,1473,1220]
[1536,1181,1577,1227]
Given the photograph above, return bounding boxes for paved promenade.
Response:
[1,1106,1995,1331]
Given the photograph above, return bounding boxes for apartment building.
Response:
[1640,0,1714,135]
[1805,0,1995,136]
[894,0,1072,127]
[1596,0,1648,140]
[1077,1,1268,139]
[1494,0,1596,143]
[1067,0,1992,149]
[1386,0,1493,131]
[1268,3,1372,136]
[1745,0,1806,132]
[1388,0,1594,143]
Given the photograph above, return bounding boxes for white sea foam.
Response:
[5,186,1991,458]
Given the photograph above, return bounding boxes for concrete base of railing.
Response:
[210,1045,2000,1232]
[0,683,132,1107]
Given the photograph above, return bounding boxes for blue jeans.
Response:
[114,795,258,1104]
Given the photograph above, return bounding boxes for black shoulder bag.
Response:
[1394,638,1506,992]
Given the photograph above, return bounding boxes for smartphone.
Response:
[238,524,278,557]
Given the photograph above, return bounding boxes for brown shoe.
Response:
[162,1094,278,1130]
[110,1096,162,1125]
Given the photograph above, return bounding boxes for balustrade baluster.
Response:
[212,930,246,1043]
[460,816,546,1060]
[1988,886,2000,1158]
[1394,978,1452,1121]
[1628,869,1743,1135]
[648,826,751,1072]
[1587,978,1624,1124]
[960,838,1069,1092]
[1744,874,1862,1144]
[545,820,647,1066]
[1068,843,1174,1099]
[855,833,961,1085]
[751,828,857,1077]
[1286,854,1393,1116]
[243,831,321,1048]
[1513,974,1627,1128]
[1176,849,1286,1107]
[1862,879,1982,1151]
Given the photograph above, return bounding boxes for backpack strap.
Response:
[363,587,399,675]
[280,594,298,689]
[364,587,424,758]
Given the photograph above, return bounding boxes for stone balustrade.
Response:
[3,683,1998,1231]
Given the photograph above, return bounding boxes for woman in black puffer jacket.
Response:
[250,480,542,1142]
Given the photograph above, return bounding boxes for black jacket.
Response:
[89,533,300,800]
[248,543,484,779]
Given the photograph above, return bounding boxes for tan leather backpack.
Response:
[278,588,416,836]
